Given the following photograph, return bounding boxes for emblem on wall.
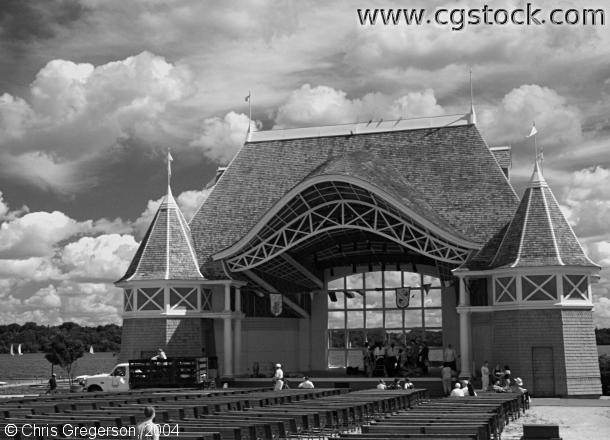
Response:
[270,293,283,316]
[395,287,411,309]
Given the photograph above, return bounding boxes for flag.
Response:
[526,124,537,138]
[270,293,283,316]
[396,287,411,309]
[245,92,251,102]
[423,283,432,295]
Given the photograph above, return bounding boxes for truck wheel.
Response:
[87,385,103,392]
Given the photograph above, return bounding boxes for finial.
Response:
[526,122,542,171]
[468,67,476,125]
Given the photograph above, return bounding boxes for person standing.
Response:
[385,342,399,376]
[480,361,490,391]
[136,406,160,440]
[441,364,452,396]
[273,363,284,391]
[46,373,57,394]
[418,342,429,375]
[362,343,373,377]
[443,344,458,372]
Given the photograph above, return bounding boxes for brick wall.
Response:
[561,309,602,395]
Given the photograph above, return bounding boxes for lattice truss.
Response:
[224,181,473,272]
[494,276,517,303]
[562,274,588,300]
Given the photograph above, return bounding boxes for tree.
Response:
[44,335,85,384]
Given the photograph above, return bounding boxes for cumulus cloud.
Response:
[0,52,249,194]
[274,84,444,128]
[478,85,582,155]
[132,187,212,239]
[558,167,610,238]
[0,185,210,325]
[191,112,250,164]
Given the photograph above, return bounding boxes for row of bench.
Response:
[0,386,429,439]
[340,392,530,440]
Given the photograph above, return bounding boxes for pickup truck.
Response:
[82,363,129,392]
[82,357,210,392]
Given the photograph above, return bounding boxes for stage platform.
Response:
[233,376,445,397]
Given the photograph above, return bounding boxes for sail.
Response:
[17,344,22,355]
[9,344,14,356]
[89,345,94,354]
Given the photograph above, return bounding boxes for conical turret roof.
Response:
[117,186,205,283]
[488,162,597,269]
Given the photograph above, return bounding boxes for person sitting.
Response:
[511,377,527,394]
[376,379,387,390]
[388,378,401,389]
[298,376,314,389]
[466,381,478,396]
[403,377,414,389]
[151,348,167,360]
[492,379,508,393]
[450,382,464,397]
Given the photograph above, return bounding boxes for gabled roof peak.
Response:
[247,113,472,143]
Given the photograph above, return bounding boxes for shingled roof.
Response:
[190,117,520,277]
[469,162,597,270]
[117,187,205,283]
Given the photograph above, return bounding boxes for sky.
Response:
[0,0,609,327]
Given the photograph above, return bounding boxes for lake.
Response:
[0,352,118,383]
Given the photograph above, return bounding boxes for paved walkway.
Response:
[502,399,610,440]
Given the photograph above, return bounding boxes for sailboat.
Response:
[89,345,94,354]
[17,344,23,355]
[9,344,14,356]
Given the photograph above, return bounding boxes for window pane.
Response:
[383,290,397,309]
[423,275,442,287]
[425,309,442,327]
[365,290,383,308]
[424,290,442,307]
[366,311,383,328]
[327,277,344,290]
[404,309,422,327]
[328,349,346,367]
[328,330,346,349]
[346,291,364,309]
[328,291,345,309]
[384,271,402,288]
[345,273,364,289]
[385,310,403,328]
[409,289,423,308]
[348,330,366,348]
[365,271,383,289]
[328,311,345,329]
[347,311,364,328]
[403,272,420,287]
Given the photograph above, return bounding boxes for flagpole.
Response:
[248,90,252,132]
[167,149,172,190]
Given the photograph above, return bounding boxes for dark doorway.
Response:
[532,346,555,396]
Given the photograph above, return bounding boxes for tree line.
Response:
[596,328,610,345]
[0,322,121,354]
